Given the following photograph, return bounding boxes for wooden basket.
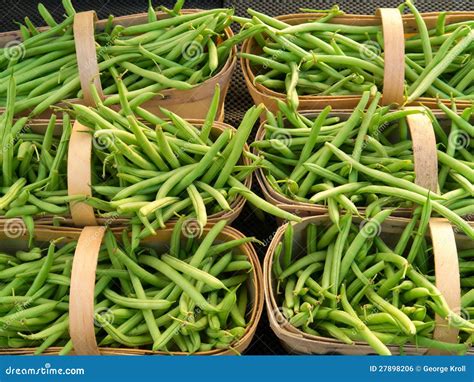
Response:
[263,215,473,355]
[0,118,252,228]
[253,108,459,222]
[0,9,236,120]
[241,10,473,112]
[0,224,264,355]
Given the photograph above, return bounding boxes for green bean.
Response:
[162,254,227,291]
[407,196,431,263]
[4,205,39,217]
[279,22,379,35]
[365,288,416,336]
[294,263,323,296]
[336,288,392,355]
[217,287,238,327]
[137,197,178,219]
[408,26,469,97]
[331,214,352,294]
[0,178,26,210]
[200,85,220,142]
[437,103,474,138]
[339,209,393,281]
[209,253,233,278]
[207,238,258,258]
[284,277,297,309]
[26,194,67,215]
[215,105,264,187]
[111,248,168,289]
[187,185,207,230]
[309,182,369,204]
[120,62,193,91]
[303,163,347,185]
[153,125,180,169]
[358,185,474,239]
[15,248,42,262]
[25,241,56,297]
[138,256,218,313]
[408,269,474,331]
[326,143,443,200]
[0,303,58,324]
[19,317,69,341]
[406,0,432,64]
[408,31,474,102]
[228,177,301,222]
[169,131,230,196]
[223,261,252,273]
[279,251,326,280]
[194,181,230,212]
[103,289,172,310]
[461,289,474,308]
[112,172,173,201]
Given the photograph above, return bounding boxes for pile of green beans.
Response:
[272,213,474,355]
[252,90,474,239]
[0,109,72,233]
[238,0,473,105]
[70,79,300,233]
[0,0,252,117]
[0,220,258,354]
[0,73,300,233]
[0,73,71,238]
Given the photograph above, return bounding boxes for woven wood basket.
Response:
[253,108,467,223]
[0,118,251,228]
[263,215,473,355]
[0,224,263,355]
[0,9,236,120]
[241,10,473,113]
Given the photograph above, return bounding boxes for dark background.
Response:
[0,0,472,355]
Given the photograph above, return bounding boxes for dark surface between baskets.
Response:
[0,0,472,356]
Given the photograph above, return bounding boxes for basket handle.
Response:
[376,8,405,106]
[73,11,104,106]
[69,226,106,355]
[406,109,459,353]
[427,218,461,354]
[405,107,439,193]
[67,120,98,226]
